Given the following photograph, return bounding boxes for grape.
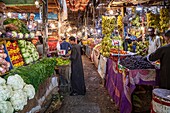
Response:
[119,56,155,70]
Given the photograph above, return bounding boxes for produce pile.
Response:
[131,15,140,27]
[128,41,149,56]
[100,35,112,57]
[56,57,70,66]
[7,58,56,91]
[0,44,10,74]
[160,8,170,32]
[119,56,155,70]
[117,15,123,34]
[0,74,35,113]
[110,48,127,54]
[3,18,29,34]
[6,41,24,67]
[146,12,160,29]
[18,40,39,64]
[102,16,116,35]
[1,18,35,39]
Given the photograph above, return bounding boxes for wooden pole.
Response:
[42,0,48,57]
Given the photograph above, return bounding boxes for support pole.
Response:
[42,0,48,57]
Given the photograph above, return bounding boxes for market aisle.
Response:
[53,55,119,113]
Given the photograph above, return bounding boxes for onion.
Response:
[6,32,12,38]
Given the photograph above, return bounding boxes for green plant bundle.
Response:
[5,57,57,92]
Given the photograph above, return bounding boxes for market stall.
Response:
[105,55,158,113]
[0,0,62,113]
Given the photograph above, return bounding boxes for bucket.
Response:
[151,88,170,113]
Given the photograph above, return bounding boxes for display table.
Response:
[19,74,59,113]
[98,55,107,79]
[85,45,93,58]
[91,48,100,68]
[105,58,157,113]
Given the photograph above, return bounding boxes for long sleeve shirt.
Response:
[60,41,72,54]
[147,44,170,89]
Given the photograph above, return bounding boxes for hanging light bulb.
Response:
[35,0,39,5]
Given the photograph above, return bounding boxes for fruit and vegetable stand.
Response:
[105,56,158,113]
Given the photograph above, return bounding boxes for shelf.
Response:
[0,38,36,41]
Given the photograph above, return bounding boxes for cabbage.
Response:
[18,33,23,39]
[0,77,6,86]
[0,85,13,101]
[7,74,26,90]
[12,31,17,38]
[30,32,35,38]
[24,33,29,38]
[10,90,27,111]
[21,48,26,53]
[0,101,14,113]
[23,84,35,100]
[23,53,30,58]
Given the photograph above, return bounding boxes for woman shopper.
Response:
[145,30,170,89]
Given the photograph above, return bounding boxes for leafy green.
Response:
[3,18,30,33]
[6,58,57,92]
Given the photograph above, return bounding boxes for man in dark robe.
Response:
[146,30,170,89]
[69,36,86,96]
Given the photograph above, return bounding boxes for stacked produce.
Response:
[160,8,170,32]
[56,57,70,66]
[6,41,24,67]
[3,18,29,34]
[110,48,127,54]
[18,40,39,64]
[1,18,35,38]
[0,74,35,112]
[0,44,10,75]
[102,16,116,36]
[128,41,148,56]
[117,15,123,34]
[7,58,56,91]
[119,56,154,70]
[146,12,160,29]
[100,35,112,57]
[132,15,140,27]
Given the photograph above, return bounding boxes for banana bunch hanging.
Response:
[160,8,170,32]
[102,16,116,36]
[117,15,123,34]
[146,12,160,29]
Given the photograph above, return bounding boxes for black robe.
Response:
[148,44,170,89]
[70,44,86,95]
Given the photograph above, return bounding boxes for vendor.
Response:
[146,27,161,54]
[146,30,170,89]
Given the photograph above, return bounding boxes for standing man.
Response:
[69,36,86,96]
[146,27,161,54]
[60,36,72,55]
[146,30,170,89]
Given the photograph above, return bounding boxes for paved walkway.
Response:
[53,56,119,113]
